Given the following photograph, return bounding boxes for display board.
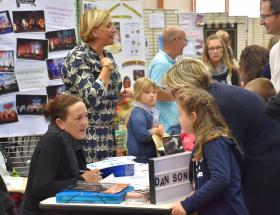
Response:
[82,0,146,86]
[0,0,77,137]
[0,0,146,138]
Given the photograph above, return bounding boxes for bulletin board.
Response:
[0,0,77,137]
[81,0,146,86]
[0,0,146,138]
[143,10,272,65]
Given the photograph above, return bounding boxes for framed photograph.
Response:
[46,85,65,100]
[0,73,19,96]
[17,38,48,61]
[46,57,64,80]
[162,134,184,155]
[45,28,77,52]
[0,101,18,125]
[133,69,145,81]
[83,2,97,13]
[0,50,14,73]
[12,10,45,33]
[16,0,37,8]
[16,94,47,115]
[0,11,13,35]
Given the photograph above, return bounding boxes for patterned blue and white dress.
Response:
[62,43,122,162]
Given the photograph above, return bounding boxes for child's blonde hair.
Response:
[175,87,232,161]
[125,77,157,128]
[245,78,276,102]
[133,77,157,102]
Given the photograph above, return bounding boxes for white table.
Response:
[40,196,178,215]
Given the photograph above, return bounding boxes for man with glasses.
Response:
[148,26,187,135]
[260,0,280,91]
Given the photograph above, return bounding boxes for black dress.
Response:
[20,131,87,215]
[0,174,17,215]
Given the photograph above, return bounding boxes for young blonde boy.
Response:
[245,78,276,102]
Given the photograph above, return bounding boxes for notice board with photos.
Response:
[0,0,146,138]
[0,0,77,137]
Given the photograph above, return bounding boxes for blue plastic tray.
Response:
[56,186,134,204]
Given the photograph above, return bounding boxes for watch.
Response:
[102,58,114,70]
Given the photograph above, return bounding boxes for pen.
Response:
[79,170,104,174]
[79,170,86,173]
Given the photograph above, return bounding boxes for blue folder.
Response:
[56,186,134,204]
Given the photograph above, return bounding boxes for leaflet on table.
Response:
[101,173,149,191]
[87,156,136,169]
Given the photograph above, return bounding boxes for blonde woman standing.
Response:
[62,9,122,162]
[163,57,280,215]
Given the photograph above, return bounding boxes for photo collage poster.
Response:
[0,0,76,137]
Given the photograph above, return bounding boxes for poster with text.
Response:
[15,68,48,91]
[91,0,146,87]
[179,12,204,58]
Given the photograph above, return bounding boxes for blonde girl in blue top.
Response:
[126,77,164,163]
[171,87,249,215]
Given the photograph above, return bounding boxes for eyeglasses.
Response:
[260,12,279,20]
[175,37,189,45]
[208,46,223,52]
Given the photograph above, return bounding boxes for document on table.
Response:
[101,162,149,191]
[87,156,136,169]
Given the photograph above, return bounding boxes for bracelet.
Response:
[98,78,106,87]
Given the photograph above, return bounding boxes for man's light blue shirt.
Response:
[148,50,179,132]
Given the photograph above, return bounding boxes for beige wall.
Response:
[142,0,158,9]
[142,0,192,11]
[163,0,192,11]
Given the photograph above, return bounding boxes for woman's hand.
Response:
[99,57,113,87]
[171,201,187,215]
[101,57,114,71]
[80,169,102,183]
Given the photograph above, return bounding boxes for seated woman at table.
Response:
[20,95,101,215]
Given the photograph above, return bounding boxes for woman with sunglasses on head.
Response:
[20,95,101,215]
[202,34,239,86]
